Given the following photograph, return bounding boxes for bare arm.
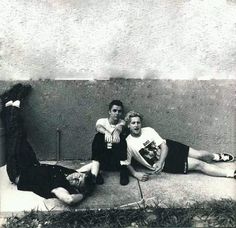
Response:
[112,129,121,143]
[96,124,112,134]
[91,160,100,176]
[97,124,123,144]
[112,120,125,143]
[114,122,124,134]
[127,164,149,182]
[96,124,113,143]
[96,119,125,143]
[153,141,168,173]
[51,187,84,205]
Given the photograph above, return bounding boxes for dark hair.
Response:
[108,100,123,111]
[78,171,96,196]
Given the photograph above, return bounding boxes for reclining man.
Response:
[0,84,95,205]
[124,111,235,181]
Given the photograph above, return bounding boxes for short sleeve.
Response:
[96,118,106,128]
[96,118,118,133]
[122,145,133,165]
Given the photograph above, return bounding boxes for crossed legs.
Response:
[188,148,235,177]
[189,148,215,162]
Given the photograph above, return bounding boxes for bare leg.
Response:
[189,148,214,162]
[188,157,234,177]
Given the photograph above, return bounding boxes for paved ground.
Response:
[0,161,235,220]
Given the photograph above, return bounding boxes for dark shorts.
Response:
[162,139,189,174]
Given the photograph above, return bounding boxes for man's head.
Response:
[108,100,123,124]
[125,111,143,137]
[67,171,95,196]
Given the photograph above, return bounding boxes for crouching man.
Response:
[78,100,129,186]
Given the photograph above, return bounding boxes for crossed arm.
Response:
[51,187,84,205]
[96,121,125,143]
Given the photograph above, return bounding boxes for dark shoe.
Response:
[96,173,104,185]
[91,174,97,184]
[120,165,129,186]
[16,84,32,100]
[0,83,23,104]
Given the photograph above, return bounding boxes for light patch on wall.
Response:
[0,0,236,80]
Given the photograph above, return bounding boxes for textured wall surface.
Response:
[0,1,235,160]
[0,80,235,160]
[0,0,236,80]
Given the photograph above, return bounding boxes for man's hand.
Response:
[105,132,113,143]
[112,130,120,143]
[153,161,164,174]
[134,172,149,181]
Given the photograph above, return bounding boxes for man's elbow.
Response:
[62,195,74,205]
[64,194,84,206]
[96,124,104,131]
[56,194,76,205]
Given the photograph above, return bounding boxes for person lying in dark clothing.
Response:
[0,84,95,205]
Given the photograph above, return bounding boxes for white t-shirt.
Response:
[96,118,125,134]
[125,127,166,170]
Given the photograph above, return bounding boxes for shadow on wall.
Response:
[0,79,235,161]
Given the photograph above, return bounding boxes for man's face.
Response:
[128,116,142,136]
[108,105,123,123]
[67,172,86,190]
[143,149,155,159]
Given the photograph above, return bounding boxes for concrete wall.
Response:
[0,1,235,161]
[0,0,236,80]
[0,80,235,160]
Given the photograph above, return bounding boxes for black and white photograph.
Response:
[0,0,235,227]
